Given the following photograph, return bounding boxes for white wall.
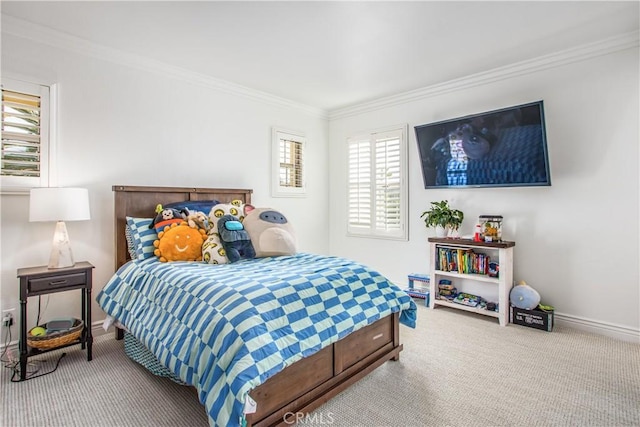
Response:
[2,23,637,344]
[328,47,639,339]
[0,33,329,334]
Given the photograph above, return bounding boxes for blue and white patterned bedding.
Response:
[96,253,416,426]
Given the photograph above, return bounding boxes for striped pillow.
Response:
[125,216,157,260]
[124,224,137,260]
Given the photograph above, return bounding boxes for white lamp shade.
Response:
[29,187,91,222]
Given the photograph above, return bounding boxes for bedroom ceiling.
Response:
[1,1,638,112]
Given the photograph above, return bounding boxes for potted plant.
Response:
[420,200,464,237]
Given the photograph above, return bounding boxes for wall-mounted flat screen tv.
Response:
[415,100,551,189]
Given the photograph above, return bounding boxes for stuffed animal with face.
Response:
[149,204,185,231]
[208,199,253,232]
[183,208,211,232]
[153,222,207,262]
[202,235,227,264]
[202,200,255,264]
[217,214,255,263]
[243,208,297,258]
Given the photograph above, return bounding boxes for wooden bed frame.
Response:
[112,185,404,427]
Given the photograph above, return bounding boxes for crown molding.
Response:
[1,14,329,119]
[329,30,640,120]
[3,14,637,123]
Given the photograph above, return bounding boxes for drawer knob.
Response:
[50,279,68,286]
[372,333,384,341]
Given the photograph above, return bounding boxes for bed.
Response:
[98,185,416,427]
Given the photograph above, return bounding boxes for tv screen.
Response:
[415,101,551,188]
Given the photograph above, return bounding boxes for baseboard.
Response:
[4,315,638,353]
[92,319,114,338]
[554,312,639,343]
[399,285,640,344]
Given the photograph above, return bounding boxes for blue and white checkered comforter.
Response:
[96,253,417,426]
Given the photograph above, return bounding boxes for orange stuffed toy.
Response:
[153,222,207,262]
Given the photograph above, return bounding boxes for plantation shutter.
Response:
[374,131,402,232]
[1,78,50,190]
[348,136,372,230]
[272,128,306,197]
[347,126,407,240]
[279,138,303,188]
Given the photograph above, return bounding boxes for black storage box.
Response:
[510,305,554,332]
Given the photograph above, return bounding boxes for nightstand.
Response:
[17,261,94,381]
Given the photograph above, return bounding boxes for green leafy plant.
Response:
[420,200,464,231]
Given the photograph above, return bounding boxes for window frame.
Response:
[1,77,56,194]
[271,127,306,198]
[347,124,408,241]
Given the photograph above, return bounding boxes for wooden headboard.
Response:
[113,185,253,270]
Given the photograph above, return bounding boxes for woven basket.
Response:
[27,319,84,350]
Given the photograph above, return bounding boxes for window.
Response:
[347,125,408,240]
[1,78,53,192]
[272,127,305,197]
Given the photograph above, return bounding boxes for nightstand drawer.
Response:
[28,272,86,293]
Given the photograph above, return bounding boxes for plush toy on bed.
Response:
[149,204,185,231]
[202,236,228,264]
[217,214,255,263]
[208,199,253,225]
[243,208,297,257]
[202,200,254,264]
[183,208,211,232]
[153,222,207,262]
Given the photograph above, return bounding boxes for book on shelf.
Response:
[436,247,494,276]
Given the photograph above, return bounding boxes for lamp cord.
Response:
[10,353,66,382]
[0,324,12,364]
[2,307,66,382]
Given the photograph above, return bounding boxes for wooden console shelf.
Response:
[428,238,515,326]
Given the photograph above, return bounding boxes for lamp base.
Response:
[48,221,75,269]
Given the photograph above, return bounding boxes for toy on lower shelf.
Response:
[437,279,456,300]
[452,292,482,307]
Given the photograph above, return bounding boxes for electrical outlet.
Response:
[2,308,15,328]
[2,313,14,327]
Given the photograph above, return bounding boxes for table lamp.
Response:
[29,187,91,269]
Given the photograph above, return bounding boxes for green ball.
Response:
[31,326,46,336]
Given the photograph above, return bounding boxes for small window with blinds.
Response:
[272,127,306,197]
[347,125,408,240]
[1,78,52,191]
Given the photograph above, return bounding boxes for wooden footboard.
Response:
[247,312,402,427]
[115,312,402,426]
[114,312,402,426]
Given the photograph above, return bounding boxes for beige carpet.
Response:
[315,306,640,426]
[2,304,639,426]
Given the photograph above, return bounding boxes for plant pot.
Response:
[447,228,460,239]
[434,226,449,238]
